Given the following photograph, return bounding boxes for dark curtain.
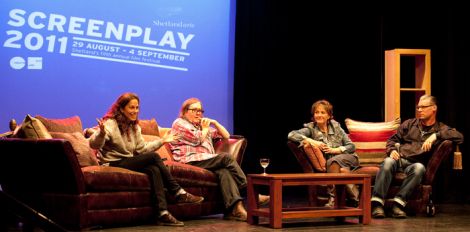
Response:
[234,1,470,203]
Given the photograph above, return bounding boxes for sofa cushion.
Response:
[81,166,150,191]
[13,114,52,139]
[303,143,326,172]
[345,118,400,164]
[50,131,99,167]
[353,165,380,176]
[139,118,160,137]
[141,134,174,161]
[36,115,83,133]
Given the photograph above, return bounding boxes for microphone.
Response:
[394,143,400,152]
[395,143,402,168]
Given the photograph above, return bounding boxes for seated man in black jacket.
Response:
[371,95,463,219]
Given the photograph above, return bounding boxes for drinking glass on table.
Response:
[259,158,270,175]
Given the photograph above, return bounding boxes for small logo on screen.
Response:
[28,57,43,70]
[10,57,25,69]
[9,57,43,70]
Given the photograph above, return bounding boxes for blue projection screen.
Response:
[0,0,235,133]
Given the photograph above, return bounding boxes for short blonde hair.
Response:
[420,95,437,106]
[178,97,201,118]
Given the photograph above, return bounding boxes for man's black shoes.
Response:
[372,205,385,218]
[392,204,407,219]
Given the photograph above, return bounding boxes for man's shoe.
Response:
[258,194,270,206]
[372,205,385,218]
[392,205,407,219]
[176,192,204,204]
[224,201,247,221]
[157,213,184,226]
[223,211,247,222]
[223,210,247,222]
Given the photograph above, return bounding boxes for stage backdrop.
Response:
[0,0,236,132]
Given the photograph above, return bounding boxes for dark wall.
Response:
[234,2,470,203]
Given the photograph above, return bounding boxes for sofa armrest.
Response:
[422,140,454,185]
[0,138,86,195]
[214,135,247,165]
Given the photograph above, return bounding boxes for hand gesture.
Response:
[318,143,341,154]
[162,132,181,144]
[302,138,325,149]
[96,118,106,135]
[422,133,437,152]
[200,117,211,129]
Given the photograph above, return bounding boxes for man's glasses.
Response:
[188,108,205,114]
[416,104,434,110]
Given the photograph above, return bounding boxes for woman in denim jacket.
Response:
[288,99,359,207]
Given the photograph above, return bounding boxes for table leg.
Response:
[247,176,259,225]
[270,179,282,228]
[360,176,371,224]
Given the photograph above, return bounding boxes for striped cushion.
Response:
[345,118,400,164]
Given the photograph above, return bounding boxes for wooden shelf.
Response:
[400,88,427,91]
[385,49,431,121]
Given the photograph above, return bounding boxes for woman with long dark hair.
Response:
[89,92,203,226]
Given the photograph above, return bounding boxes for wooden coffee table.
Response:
[247,173,371,228]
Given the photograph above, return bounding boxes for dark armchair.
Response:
[288,140,454,214]
[288,117,456,215]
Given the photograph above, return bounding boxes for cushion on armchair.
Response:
[303,143,327,172]
[345,117,400,165]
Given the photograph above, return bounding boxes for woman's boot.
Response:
[324,184,335,207]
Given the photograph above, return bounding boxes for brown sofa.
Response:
[0,116,247,230]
